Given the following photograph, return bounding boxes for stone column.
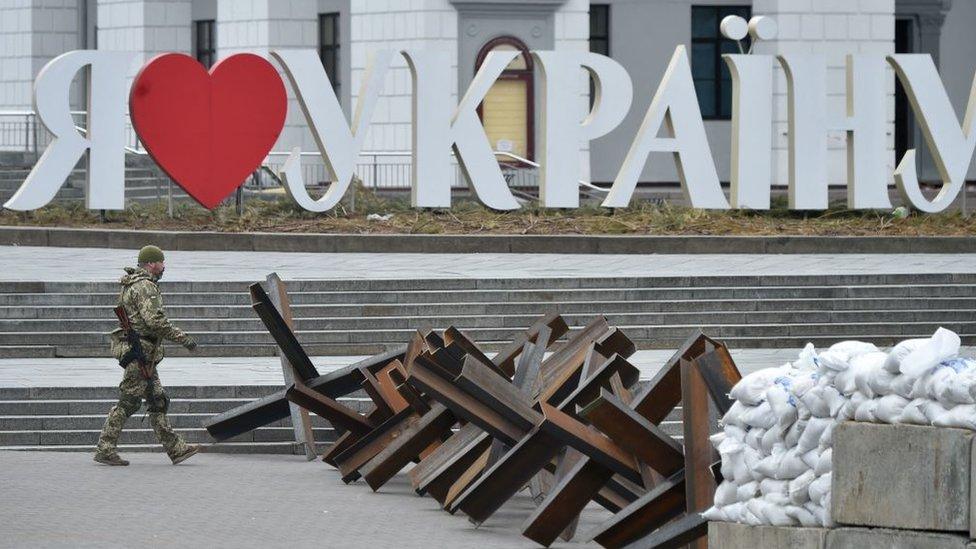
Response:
[97,0,192,78]
[753,0,896,189]
[216,0,317,152]
[0,1,82,112]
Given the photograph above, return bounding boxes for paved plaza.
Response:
[0,349,812,388]
[1,245,975,282]
[0,450,611,548]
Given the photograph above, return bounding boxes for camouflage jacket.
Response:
[109,267,191,364]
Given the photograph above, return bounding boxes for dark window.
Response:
[194,20,216,69]
[319,13,340,94]
[590,4,610,56]
[691,6,750,120]
[589,4,610,107]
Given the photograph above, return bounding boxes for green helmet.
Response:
[138,245,165,265]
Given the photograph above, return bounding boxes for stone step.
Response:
[4,273,975,293]
[2,308,972,332]
[3,296,975,320]
[0,284,970,306]
[4,320,975,346]
[3,330,974,359]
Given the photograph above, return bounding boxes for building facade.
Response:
[0,0,971,188]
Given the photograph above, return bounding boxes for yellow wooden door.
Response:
[482,78,528,158]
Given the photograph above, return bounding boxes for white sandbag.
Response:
[901,327,961,378]
[742,401,777,430]
[731,451,751,485]
[805,502,828,527]
[754,454,782,479]
[797,417,830,454]
[745,427,765,450]
[731,367,786,405]
[822,386,848,417]
[814,448,832,476]
[875,394,910,424]
[767,380,798,427]
[702,505,727,521]
[760,478,789,496]
[801,449,820,469]
[932,404,976,430]
[723,502,746,523]
[710,431,726,449]
[898,398,930,425]
[761,425,785,455]
[793,343,821,371]
[852,352,889,398]
[788,470,815,505]
[808,473,832,506]
[854,399,878,422]
[784,418,805,448]
[885,338,927,373]
[828,340,880,359]
[817,349,852,373]
[743,446,764,481]
[785,504,819,527]
[922,399,953,423]
[715,481,739,506]
[799,386,831,418]
[724,424,747,443]
[722,400,748,428]
[833,366,858,396]
[818,421,836,449]
[742,506,763,526]
[790,372,820,399]
[890,373,915,399]
[736,480,759,502]
[764,493,792,507]
[759,500,794,526]
[775,448,810,480]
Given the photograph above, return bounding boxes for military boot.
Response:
[94,453,129,466]
[171,444,200,465]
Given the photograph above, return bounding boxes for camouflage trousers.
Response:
[95,362,188,460]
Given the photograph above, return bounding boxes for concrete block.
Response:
[827,527,970,549]
[832,422,973,533]
[708,522,828,549]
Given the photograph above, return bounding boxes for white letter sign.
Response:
[889,54,976,213]
[532,51,632,208]
[5,51,134,211]
[403,50,520,210]
[604,46,727,209]
[272,49,392,212]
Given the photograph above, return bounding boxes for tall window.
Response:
[691,6,750,120]
[319,13,340,94]
[589,4,610,108]
[194,20,216,69]
[590,4,610,56]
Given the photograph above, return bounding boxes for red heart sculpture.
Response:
[130,53,287,209]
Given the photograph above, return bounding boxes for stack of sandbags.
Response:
[704,343,841,527]
[849,328,976,429]
[704,328,973,528]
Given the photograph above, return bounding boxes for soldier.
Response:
[94,245,200,466]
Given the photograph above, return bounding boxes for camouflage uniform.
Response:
[95,267,196,461]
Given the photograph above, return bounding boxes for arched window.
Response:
[475,36,534,161]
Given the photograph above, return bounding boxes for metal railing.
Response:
[0,111,143,155]
[0,110,611,209]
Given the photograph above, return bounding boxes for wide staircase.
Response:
[0,272,969,454]
[0,273,973,359]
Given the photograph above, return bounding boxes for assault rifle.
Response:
[114,305,154,381]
